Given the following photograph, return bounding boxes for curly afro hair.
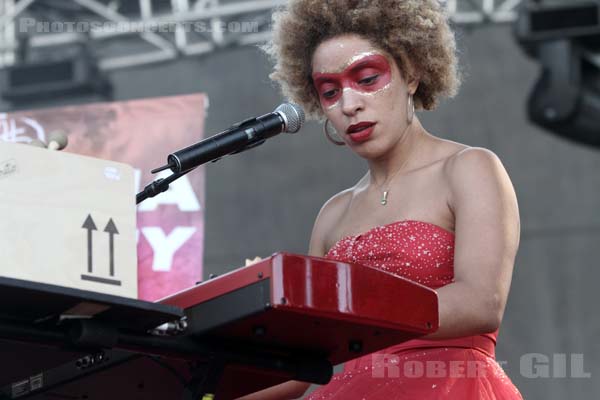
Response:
[262,0,461,119]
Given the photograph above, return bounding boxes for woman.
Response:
[241,0,522,398]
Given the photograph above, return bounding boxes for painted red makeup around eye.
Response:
[312,54,392,106]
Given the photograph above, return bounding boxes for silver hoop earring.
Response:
[323,119,345,146]
[407,94,415,125]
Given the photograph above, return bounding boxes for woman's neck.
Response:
[367,117,429,186]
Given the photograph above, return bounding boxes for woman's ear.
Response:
[407,75,420,96]
[396,52,420,95]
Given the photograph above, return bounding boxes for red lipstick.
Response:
[346,121,376,143]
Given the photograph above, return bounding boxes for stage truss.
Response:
[0,0,524,70]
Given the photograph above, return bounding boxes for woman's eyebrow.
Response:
[313,61,379,79]
[312,74,338,83]
[347,56,388,71]
[349,60,372,70]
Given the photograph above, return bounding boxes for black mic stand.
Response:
[136,168,192,205]
[136,139,266,205]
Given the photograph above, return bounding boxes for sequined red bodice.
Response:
[325,219,498,350]
[326,220,455,289]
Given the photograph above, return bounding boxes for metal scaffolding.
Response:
[0,0,524,71]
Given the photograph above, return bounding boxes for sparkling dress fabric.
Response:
[306,220,522,400]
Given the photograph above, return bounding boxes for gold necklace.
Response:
[371,163,407,205]
[371,138,420,206]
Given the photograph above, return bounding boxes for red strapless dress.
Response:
[306,220,522,400]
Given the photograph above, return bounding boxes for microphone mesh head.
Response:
[275,103,305,133]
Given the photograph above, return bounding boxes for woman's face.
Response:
[311,34,418,157]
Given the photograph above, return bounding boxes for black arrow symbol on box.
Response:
[104,219,119,276]
[82,215,97,273]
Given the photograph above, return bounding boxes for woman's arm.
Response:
[424,147,520,340]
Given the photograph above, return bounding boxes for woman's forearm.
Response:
[422,281,501,340]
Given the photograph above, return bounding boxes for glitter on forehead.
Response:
[324,82,392,110]
[317,51,383,74]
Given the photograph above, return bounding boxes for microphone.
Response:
[153,103,305,174]
[47,131,68,151]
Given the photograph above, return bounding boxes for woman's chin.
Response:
[349,141,392,160]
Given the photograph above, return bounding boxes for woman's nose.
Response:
[341,88,365,116]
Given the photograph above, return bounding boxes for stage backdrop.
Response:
[0,93,207,301]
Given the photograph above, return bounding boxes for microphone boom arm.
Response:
[136,167,195,205]
[141,103,305,204]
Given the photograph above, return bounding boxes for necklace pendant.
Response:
[381,191,389,206]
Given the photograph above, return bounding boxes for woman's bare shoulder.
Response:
[323,188,354,214]
[308,186,357,257]
[441,146,515,212]
[443,146,505,178]
[418,136,470,171]
[433,137,470,161]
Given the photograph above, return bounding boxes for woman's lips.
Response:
[347,122,376,143]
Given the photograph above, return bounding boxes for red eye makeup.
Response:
[312,52,393,109]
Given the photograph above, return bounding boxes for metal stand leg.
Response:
[182,358,225,400]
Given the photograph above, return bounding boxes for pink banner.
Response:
[1,93,207,300]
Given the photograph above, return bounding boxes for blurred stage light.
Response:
[0,45,112,105]
[515,1,600,148]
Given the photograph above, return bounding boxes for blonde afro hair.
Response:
[263,0,461,119]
